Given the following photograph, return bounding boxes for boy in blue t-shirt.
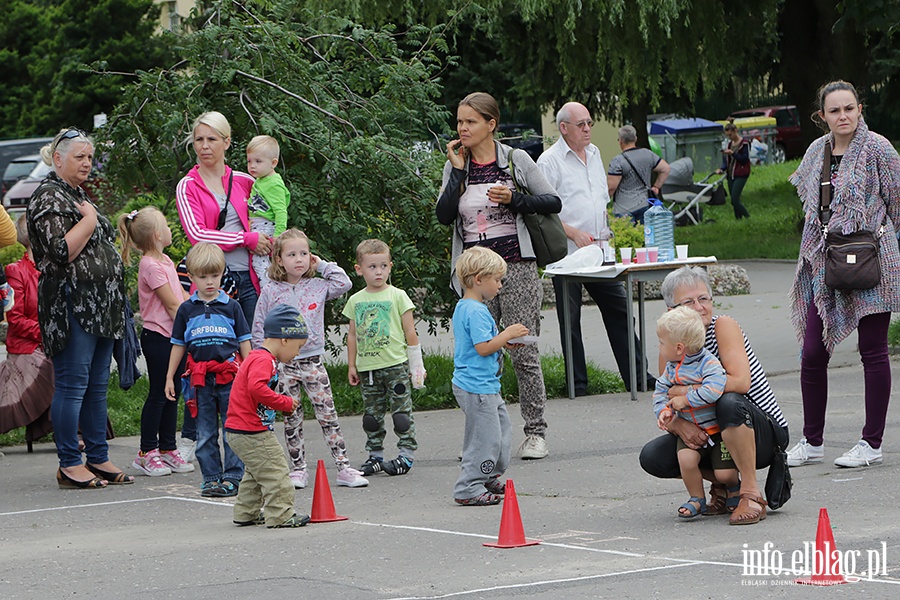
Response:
[451,246,528,506]
[166,243,252,498]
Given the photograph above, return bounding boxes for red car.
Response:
[729,105,803,163]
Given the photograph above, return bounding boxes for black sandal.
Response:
[87,464,135,485]
[57,468,107,490]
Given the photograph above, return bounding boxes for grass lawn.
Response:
[673,159,804,260]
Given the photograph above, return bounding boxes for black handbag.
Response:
[508,150,568,267]
[820,143,882,290]
[763,413,792,510]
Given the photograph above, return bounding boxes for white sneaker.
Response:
[336,467,369,488]
[177,438,196,463]
[289,470,309,489]
[786,437,824,467]
[159,449,195,473]
[834,440,883,468]
[132,449,172,477]
[518,434,549,460]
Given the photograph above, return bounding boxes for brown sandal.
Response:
[706,483,741,515]
[729,494,767,525]
[706,484,728,515]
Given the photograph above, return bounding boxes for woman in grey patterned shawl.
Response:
[27,128,132,489]
[787,81,900,470]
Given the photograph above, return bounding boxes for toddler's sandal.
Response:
[678,496,707,519]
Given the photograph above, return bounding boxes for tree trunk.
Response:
[779,0,869,147]
[627,99,651,149]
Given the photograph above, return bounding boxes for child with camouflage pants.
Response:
[344,239,426,476]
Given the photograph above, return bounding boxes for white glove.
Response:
[407,344,426,389]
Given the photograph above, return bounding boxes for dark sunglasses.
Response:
[215,173,235,230]
[60,128,88,141]
[216,206,228,229]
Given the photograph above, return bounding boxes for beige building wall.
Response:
[154,0,194,32]
[541,110,620,171]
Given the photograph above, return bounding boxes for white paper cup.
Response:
[676,244,689,260]
[620,247,633,264]
[635,248,648,264]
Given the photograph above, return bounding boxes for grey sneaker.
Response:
[269,513,311,529]
[834,440,883,468]
[518,434,548,460]
[454,492,502,506]
[177,438,196,463]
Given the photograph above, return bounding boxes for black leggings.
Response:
[140,329,184,452]
[639,392,788,479]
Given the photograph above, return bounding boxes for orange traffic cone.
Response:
[795,508,848,585]
[309,459,348,523]
[483,480,541,548]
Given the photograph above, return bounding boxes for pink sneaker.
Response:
[132,449,172,477]
[289,470,309,489]
[159,449,195,473]
[336,467,369,488]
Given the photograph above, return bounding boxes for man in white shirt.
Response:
[537,102,654,395]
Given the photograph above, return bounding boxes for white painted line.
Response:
[0,495,228,517]
[385,562,701,600]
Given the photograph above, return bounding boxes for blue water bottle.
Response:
[644,199,675,262]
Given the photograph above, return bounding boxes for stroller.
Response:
[660,157,726,225]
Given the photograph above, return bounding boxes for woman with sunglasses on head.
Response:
[27,128,132,489]
[786,81,900,470]
[175,111,272,328]
[639,266,789,525]
[436,92,561,461]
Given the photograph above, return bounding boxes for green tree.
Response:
[494,0,782,144]
[104,2,456,330]
[0,0,172,137]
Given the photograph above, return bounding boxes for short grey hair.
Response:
[618,125,637,144]
[660,266,712,308]
[555,105,572,129]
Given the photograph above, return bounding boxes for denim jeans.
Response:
[51,309,115,468]
[231,270,258,329]
[194,378,244,483]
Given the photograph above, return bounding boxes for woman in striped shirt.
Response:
[640,266,789,526]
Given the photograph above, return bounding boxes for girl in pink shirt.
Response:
[118,207,194,477]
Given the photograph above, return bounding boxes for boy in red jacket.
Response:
[225,304,310,528]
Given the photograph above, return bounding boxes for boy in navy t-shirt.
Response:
[166,243,251,497]
[451,247,528,506]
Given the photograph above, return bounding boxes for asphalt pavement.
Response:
[2,260,899,599]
